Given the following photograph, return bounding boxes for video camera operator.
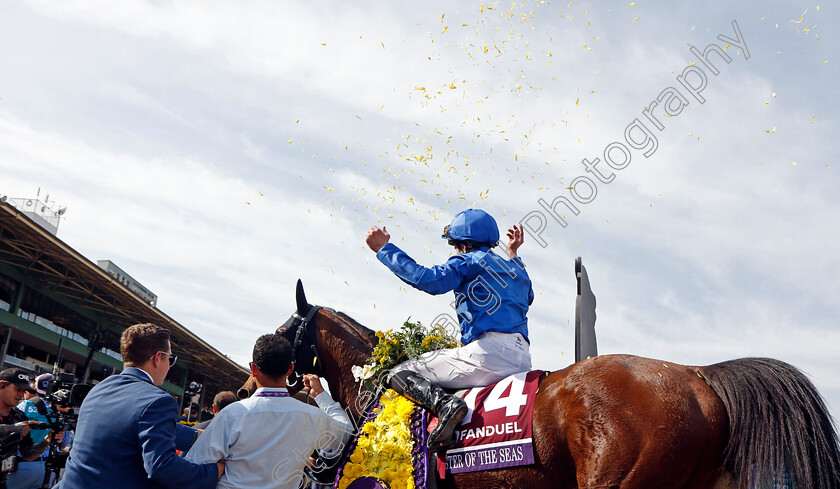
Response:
[0,370,61,489]
[19,373,84,489]
[7,373,54,489]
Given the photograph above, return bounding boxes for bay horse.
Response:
[242,280,840,489]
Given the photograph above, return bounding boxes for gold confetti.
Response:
[765,126,776,134]
[792,162,798,165]
[628,2,635,6]
[633,17,639,22]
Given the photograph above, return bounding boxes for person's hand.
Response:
[216,461,225,479]
[48,430,65,443]
[302,374,325,397]
[505,225,524,258]
[365,226,390,253]
[14,421,30,437]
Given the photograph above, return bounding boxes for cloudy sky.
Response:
[2,1,838,421]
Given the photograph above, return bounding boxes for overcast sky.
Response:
[2,1,838,422]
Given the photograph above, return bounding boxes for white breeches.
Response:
[391,332,531,389]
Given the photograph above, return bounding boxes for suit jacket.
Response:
[57,367,218,489]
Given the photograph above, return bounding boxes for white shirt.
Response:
[185,387,353,489]
[132,367,154,383]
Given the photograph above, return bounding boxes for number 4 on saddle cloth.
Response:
[433,370,547,478]
[333,370,547,489]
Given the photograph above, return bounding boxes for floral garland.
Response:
[337,389,424,489]
[351,319,460,384]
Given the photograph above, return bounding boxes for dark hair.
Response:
[121,323,171,366]
[213,391,238,411]
[252,334,293,379]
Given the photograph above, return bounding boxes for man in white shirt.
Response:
[186,334,353,489]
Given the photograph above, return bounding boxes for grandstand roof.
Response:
[0,202,249,389]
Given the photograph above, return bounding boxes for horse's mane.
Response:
[329,309,378,347]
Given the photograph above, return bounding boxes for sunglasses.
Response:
[157,351,178,367]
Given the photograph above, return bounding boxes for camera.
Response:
[28,374,93,487]
[0,433,22,488]
[46,383,91,411]
[29,378,93,433]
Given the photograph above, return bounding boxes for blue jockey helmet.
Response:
[441,209,500,245]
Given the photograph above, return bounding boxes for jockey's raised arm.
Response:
[365,208,534,450]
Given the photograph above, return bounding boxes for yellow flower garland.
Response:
[338,389,417,489]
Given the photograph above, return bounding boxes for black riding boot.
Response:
[389,371,468,451]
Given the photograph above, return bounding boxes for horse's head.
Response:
[275,279,324,390]
[237,279,323,399]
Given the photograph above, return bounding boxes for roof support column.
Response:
[196,373,207,423]
[0,327,12,369]
[0,279,25,368]
[9,281,24,315]
[178,364,190,415]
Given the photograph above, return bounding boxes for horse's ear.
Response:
[296,279,310,315]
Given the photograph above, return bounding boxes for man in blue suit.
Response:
[58,323,223,489]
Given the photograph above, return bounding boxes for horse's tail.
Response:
[701,358,840,489]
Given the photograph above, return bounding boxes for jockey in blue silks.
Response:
[365,209,534,450]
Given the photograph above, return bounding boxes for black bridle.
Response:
[280,304,326,388]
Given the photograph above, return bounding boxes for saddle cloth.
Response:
[436,370,545,477]
[334,371,545,489]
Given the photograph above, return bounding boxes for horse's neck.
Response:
[317,310,377,419]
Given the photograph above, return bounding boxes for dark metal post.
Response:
[177,364,190,416]
[0,328,12,369]
[80,326,104,383]
[575,257,598,362]
[196,374,207,423]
